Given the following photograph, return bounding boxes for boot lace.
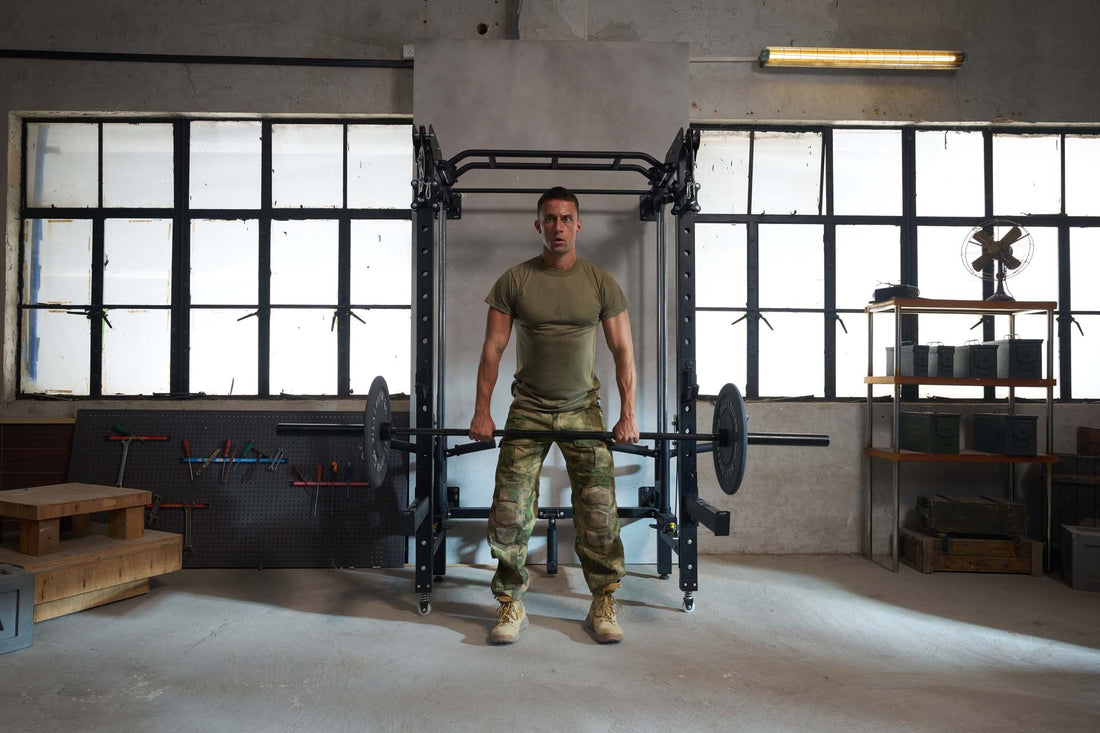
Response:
[497,600,522,625]
[592,593,620,624]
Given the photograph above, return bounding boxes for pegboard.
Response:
[67,409,409,569]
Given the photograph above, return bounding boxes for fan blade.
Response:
[1002,248,1022,269]
[973,230,995,248]
[996,226,1023,248]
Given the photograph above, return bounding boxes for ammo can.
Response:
[885,344,929,376]
[992,338,1043,379]
[972,413,1038,455]
[927,344,955,377]
[953,343,999,378]
[899,411,961,453]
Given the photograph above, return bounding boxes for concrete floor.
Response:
[2,556,1098,732]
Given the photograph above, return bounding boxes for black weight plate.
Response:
[364,376,392,488]
[713,383,748,495]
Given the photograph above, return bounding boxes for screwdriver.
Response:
[221,439,232,483]
[182,439,194,481]
[230,441,253,478]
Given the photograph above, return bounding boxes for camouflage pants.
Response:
[488,401,626,600]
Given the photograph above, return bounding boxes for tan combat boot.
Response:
[586,582,623,643]
[489,596,528,645]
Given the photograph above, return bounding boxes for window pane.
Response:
[271,124,342,208]
[22,219,92,305]
[989,226,1057,303]
[836,225,901,309]
[915,130,984,216]
[1066,136,1100,216]
[347,125,413,209]
[190,121,261,209]
[102,309,171,395]
[190,219,258,304]
[1073,315,1100,398]
[696,224,746,308]
[270,310,337,394]
[104,219,173,305]
[832,130,901,215]
[25,122,98,208]
[751,132,822,215]
[696,310,746,396]
[759,313,823,397]
[190,309,257,395]
[271,220,338,304]
[350,309,411,396]
[20,309,90,395]
[759,224,823,308]
[696,130,750,214]
[917,226,986,300]
[994,134,1061,216]
[102,123,173,207]
[1071,228,1100,310]
[350,220,410,305]
[836,314,870,398]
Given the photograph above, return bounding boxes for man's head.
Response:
[535,186,582,262]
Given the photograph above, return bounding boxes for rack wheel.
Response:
[418,595,431,615]
[681,594,695,613]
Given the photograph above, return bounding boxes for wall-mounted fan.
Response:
[960,219,1034,301]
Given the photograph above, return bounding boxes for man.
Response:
[469,186,639,645]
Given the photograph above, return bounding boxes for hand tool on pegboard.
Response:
[145,498,209,557]
[229,441,253,480]
[181,439,194,481]
[108,426,169,487]
[220,439,232,483]
[288,464,316,516]
[195,447,220,478]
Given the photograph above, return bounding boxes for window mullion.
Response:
[171,121,190,394]
[338,218,351,395]
[258,121,273,396]
[823,129,836,399]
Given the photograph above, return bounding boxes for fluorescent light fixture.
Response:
[759,46,965,70]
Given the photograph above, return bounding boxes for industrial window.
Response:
[695,126,1100,400]
[19,118,413,398]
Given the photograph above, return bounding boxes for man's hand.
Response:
[612,415,640,444]
[469,412,496,443]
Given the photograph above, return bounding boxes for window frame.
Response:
[18,116,413,399]
[693,123,1100,401]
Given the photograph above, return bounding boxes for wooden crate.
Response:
[0,524,181,622]
[900,527,1042,575]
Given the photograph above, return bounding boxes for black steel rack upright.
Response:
[401,125,726,615]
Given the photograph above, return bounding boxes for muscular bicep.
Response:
[601,310,634,358]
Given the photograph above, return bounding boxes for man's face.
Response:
[535,199,582,257]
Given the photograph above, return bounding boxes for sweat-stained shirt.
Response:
[485,256,630,412]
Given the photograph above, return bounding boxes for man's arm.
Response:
[602,310,639,444]
[469,307,513,442]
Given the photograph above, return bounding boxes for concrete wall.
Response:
[1,0,1098,556]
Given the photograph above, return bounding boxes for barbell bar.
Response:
[276,376,830,496]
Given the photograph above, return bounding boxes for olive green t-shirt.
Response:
[486,256,629,412]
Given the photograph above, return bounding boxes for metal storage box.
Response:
[992,338,1043,379]
[953,343,998,378]
[885,344,929,376]
[1060,525,1100,591]
[927,344,955,377]
[899,411,960,454]
[972,413,1038,455]
[0,563,34,655]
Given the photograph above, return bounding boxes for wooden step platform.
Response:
[900,527,1042,576]
[0,483,181,621]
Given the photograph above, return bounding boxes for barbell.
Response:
[276,376,830,496]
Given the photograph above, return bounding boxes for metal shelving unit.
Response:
[864,297,1056,571]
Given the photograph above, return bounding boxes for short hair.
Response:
[536,186,581,219]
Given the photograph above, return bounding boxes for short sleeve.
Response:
[599,271,630,321]
[485,269,517,317]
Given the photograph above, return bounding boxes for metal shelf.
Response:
[864,298,1056,572]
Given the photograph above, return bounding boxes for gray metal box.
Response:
[0,563,34,654]
[927,345,955,377]
[885,344,929,376]
[993,338,1043,379]
[1060,525,1100,592]
[972,413,1038,455]
[953,343,999,378]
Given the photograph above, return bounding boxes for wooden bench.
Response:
[0,483,181,621]
[0,483,150,556]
